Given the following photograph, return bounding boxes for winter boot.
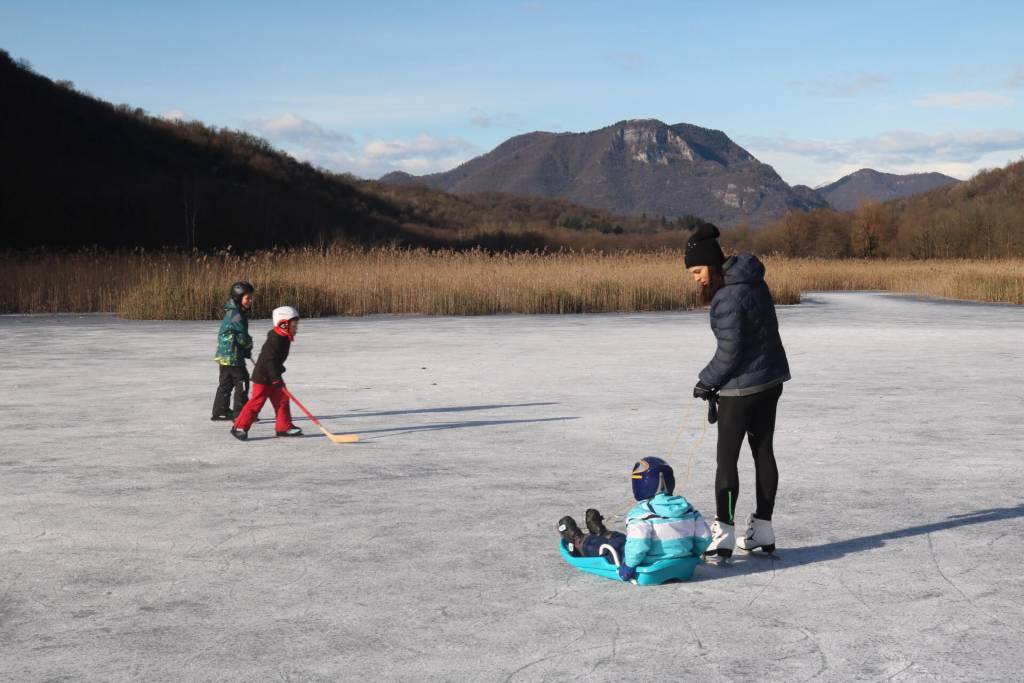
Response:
[704,518,735,559]
[558,516,585,556]
[585,509,609,537]
[736,515,776,553]
[276,425,303,437]
[230,426,248,441]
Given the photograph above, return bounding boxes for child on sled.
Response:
[558,457,712,581]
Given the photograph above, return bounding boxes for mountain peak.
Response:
[818,168,960,211]
[612,117,667,129]
[382,120,825,226]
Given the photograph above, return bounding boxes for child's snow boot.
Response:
[276,425,303,437]
[585,509,609,537]
[558,516,585,556]
[230,426,248,441]
[704,518,735,559]
[736,515,776,553]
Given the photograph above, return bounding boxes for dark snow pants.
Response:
[581,532,627,564]
[714,384,783,525]
[212,364,250,418]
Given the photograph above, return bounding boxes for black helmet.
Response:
[230,281,254,303]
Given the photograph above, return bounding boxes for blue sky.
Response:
[3,1,1024,185]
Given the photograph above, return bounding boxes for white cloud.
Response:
[470,110,494,128]
[243,112,480,178]
[359,134,480,174]
[742,129,1024,186]
[789,72,890,97]
[912,91,1013,109]
[249,112,354,146]
[162,108,187,121]
[468,107,518,129]
[1006,66,1024,89]
[748,129,1024,165]
[269,92,479,127]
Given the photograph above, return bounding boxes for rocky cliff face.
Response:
[817,168,960,211]
[381,119,828,227]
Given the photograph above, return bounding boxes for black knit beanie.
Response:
[684,222,725,268]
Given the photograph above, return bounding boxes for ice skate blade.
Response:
[708,555,732,567]
[738,545,780,559]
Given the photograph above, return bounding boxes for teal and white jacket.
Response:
[624,493,712,567]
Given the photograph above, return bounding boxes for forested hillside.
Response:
[731,160,1024,258]
[0,50,676,251]
[0,51,427,249]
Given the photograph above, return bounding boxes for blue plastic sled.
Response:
[559,540,702,585]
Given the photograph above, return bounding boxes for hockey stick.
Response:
[243,357,261,422]
[281,387,359,444]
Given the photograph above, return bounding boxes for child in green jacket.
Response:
[211,281,254,420]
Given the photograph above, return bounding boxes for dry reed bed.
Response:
[1,250,1022,319]
[779,258,1024,305]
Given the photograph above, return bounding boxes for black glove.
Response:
[693,381,717,401]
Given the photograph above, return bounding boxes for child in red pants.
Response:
[231,306,302,441]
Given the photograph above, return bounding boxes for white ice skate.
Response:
[736,515,776,554]
[704,519,735,562]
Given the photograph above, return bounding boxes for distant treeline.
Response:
[727,160,1024,259]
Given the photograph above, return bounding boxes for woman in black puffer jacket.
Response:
[684,222,790,560]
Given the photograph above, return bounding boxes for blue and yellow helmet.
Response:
[631,457,675,501]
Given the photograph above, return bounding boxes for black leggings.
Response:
[715,384,782,524]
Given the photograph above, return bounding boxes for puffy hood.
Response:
[223,299,248,317]
[700,250,790,395]
[722,252,766,286]
[627,492,694,521]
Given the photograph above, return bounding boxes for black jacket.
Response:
[699,253,791,397]
[251,329,291,385]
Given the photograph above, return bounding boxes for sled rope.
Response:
[664,399,696,465]
[676,401,709,492]
[607,399,709,523]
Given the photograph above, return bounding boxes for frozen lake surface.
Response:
[2,292,1023,681]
